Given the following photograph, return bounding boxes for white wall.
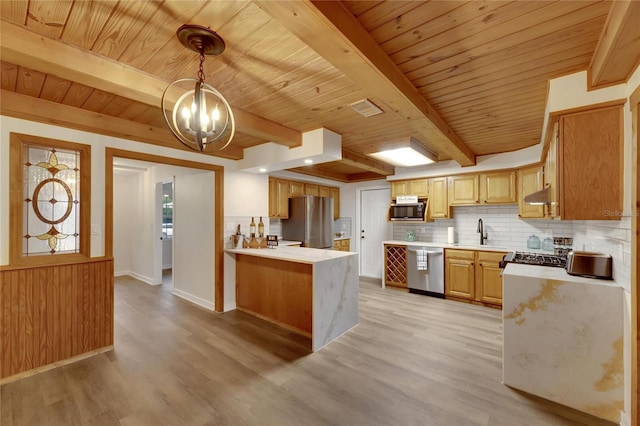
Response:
[113,173,135,275]
[172,170,216,309]
[0,116,234,266]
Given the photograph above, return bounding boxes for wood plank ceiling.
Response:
[0,0,635,182]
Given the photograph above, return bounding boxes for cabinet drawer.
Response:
[444,249,475,260]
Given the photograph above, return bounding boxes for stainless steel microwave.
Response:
[389,202,426,221]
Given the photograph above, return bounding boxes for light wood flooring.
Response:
[1,276,616,426]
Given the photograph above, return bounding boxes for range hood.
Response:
[523,187,551,205]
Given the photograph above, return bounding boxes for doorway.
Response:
[359,188,392,279]
[106,148,225,312]
[160,181,174,289]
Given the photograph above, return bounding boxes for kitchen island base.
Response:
[229,246,359,352]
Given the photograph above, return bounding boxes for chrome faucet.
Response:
[477,218,488,245]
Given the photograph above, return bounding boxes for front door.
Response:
[360,188,392,278]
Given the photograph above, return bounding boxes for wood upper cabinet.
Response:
[480,171,516,204]
[268,177,290,219]
[448,175,479,205]
[289,181,305,197]
[391,179,428,199]
[318,186,331,197]
[517,165,544,218]
[329,187,340,220]
[269,179,340,220]
[445,249,506,307]
[476,251,505,305]
[557,105,622,220]
[428,177,449,218]
[445,250,475,300]
[391,181,408,199]
[304,183,319,196]
[544,122,559,218]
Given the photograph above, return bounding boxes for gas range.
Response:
[500,251,567,269]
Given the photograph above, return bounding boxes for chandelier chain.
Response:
[197,53,206,82]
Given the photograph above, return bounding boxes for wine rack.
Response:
[385,245,407,287]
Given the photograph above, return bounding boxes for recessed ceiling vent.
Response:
[349,98,383,117]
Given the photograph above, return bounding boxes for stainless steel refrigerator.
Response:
[282,196,334,248]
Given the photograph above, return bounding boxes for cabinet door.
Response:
[289,181,305,197]
[517,165,544,218]
[268,177,277,218]
[269,178,290,218]
[340,239,350,251]
[544,122,558,218]
[445,259,475,300]
[329,187,340,219]
[480,171,516,204]
[304,183,319,196]
[333,240,341,250]
[448,175,479,205]
[385,245,407,287]
[428,177,449,218]
[408,179,428,198]
[559,106,622,220]
[319,186,331,197]
[476,251,506,306]
[391,181,407,198]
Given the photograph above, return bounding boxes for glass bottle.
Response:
[258,216,264,237]
[250,217,256,238]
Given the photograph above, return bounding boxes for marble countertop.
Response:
[226,245,357,265]
[333,236,351,241]
[503,263,620,287]
[278,240,302,246]
[382,240,512,253]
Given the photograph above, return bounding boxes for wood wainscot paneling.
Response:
[0,258,114,381]
[235,255,312,336]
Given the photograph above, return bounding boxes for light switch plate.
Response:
[91,224,100,235]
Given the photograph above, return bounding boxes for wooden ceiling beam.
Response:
[0,90,245,160]
[0,20,302,148]
[255,0,475,166]
[589,0,640,89]
[341,149,394,176]
[286,165,350,182]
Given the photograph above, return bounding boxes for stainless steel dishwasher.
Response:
[406,246,445,298]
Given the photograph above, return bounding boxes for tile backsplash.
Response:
[392,205,632,290]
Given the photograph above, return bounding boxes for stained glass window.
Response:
[22,145,81,256]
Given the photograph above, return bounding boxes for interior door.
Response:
[361,188,392,278]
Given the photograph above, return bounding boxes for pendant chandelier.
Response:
[161,24,235,151]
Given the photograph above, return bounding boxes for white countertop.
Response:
[503,263,620,287]
[226,245,357,265]
[382,240,512,253]
[333,236,350,241]
[278,240,302,246]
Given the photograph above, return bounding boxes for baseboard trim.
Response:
[0,345,114,385]
[172,288,214,311]
[129,271,156,285]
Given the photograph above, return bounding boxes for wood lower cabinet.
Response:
[384,244,408,288]
[445,249,506,308]
[475,251,506,305]
[333,239,350,252]
[444,250,475,299]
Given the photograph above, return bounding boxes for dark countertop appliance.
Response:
[282,196,334,249]
[499,250,613,280]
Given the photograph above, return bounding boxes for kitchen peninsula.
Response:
[225,246,358,351]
